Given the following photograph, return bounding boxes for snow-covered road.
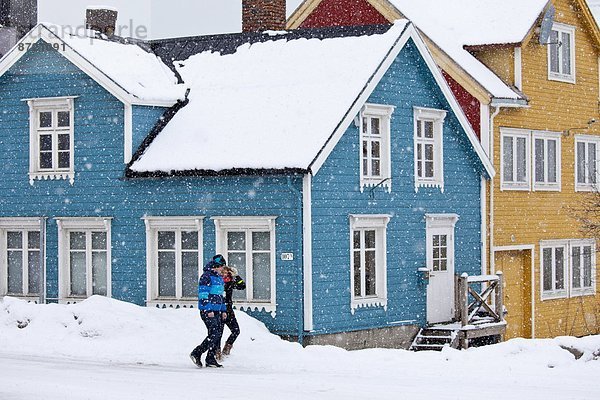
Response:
[1,297,599,400]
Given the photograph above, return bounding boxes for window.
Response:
[501,129,530,190]
[26,97,76,184]
[349,215,390,313]
[541,239,596,300]
[57,218,111,301]
[359,104,393,192]
[0,218,43,299]
[214,216,276,314]
[144,217,203,307]
[533,132,561,191]
[414,107,446,191]
[548,23,575,83]
[575,135,600,191]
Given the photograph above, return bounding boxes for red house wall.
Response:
[442,71,481,139]
[299,0,389,28]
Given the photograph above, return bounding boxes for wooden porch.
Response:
[411,273,506,351]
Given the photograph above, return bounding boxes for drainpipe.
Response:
[38,217,47,304]
[489,106,500,275]
[287,175,305,345]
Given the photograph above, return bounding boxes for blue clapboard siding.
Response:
[309,39,484,334]
[132,105,167,152]
[0,41,303,335]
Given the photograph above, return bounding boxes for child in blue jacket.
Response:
[189,254,227,368]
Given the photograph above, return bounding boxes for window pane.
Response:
[440,260,447,271]
[433,259,440,272]
[252,253,271,301]
[58,151,70,169]
[354,250,361,297]
[577,142,586,184]
[583,246,592,288]
[535,139,544,183]
[39,134,52,151]
[157,231,175,250]
[362,117,367,134]
[371,118,380,136]
[517,137,527,182]
[441,235,447,246]
[365,230,376,249]
[365,250,376,296]
[7,250,23,294]
[28,231,40,249]
[92,252,107,296]
[70,252,86,296]
[362,140,368,158]
[424,121,434,139]
[40,152,53,169]
[549,30,559,73]
[70,232,86,250]
[572,246,581,289]
[158,252,176,297]
[543,248,552,291]
[39,111,52,128]
[372,160,380,176]
[561,32,571,75]
[57,111,70,127]
[588,143,597,184]
[228,252,246,300]
[28,250,40,294]
[416,121,422,138]
[353,231,361,249]
[555,247,564,290]
[371,140,380,158]
[252,231,270,251]
[91,232,106,250]
[182,252,198,298]
[425,161,434,178]
[58,134,70,151]
[7,231,22,249]
[181,231,198,250]
[547,140,557,183]
[503,136,514,182]
[425,144,434,162]
[227,232,245,251]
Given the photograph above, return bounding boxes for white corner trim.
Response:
[124,103,133,164]
[514,46,522,90]
[302,173,313,331]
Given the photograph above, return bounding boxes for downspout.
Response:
[38,217,47,304]
[489,106,501,275]
[287,175,306,345]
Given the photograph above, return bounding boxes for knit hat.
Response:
[212,254,227,267]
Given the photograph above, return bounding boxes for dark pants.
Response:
[191,311,224,363]
[223,309,240,346]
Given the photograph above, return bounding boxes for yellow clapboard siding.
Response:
[485,0,600,339]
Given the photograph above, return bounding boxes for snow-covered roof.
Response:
[130,22,412,173]
[388,0,549,100]
[45,25,186,104]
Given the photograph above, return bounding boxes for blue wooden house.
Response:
[0,20,494,349]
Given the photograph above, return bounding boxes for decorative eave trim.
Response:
[126,167,308,179]
[574,0,600,50]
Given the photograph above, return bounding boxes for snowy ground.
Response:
[1,296,599,400]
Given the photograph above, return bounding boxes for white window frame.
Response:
[349,214,390,314]
[56,217,111,303]
[0,218,43,300]
[547,23,576,84]
[414,107,446,192]
[25,96,76,185]
[359,103,394,192]
[575,135,600,192]
[143,216,204,308]
[500,128,531,191]
[532,131,562,191]
[540,239,596,300]
[213,216,277,316]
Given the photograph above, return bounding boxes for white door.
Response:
[426,218,456,324]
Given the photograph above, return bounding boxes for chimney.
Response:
[242,0,286,32]
[86,7,118,36]
[0,0,37,57]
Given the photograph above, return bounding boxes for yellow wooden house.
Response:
[288,0,600,339]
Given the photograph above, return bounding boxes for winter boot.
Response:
[215,348,223,361]
[205,360,223,368]
[222,343,233,356]
[189,352,203,368]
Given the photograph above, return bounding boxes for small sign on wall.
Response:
[281,253,294,261]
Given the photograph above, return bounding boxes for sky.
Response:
[39,0,305,39]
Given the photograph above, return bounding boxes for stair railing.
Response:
[456,272,504,328]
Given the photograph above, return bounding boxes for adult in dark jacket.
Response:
[220,266,246,356]
[189,254,227,368]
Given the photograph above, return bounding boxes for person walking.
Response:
[219,266,246,357]
[189,254,227,368]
